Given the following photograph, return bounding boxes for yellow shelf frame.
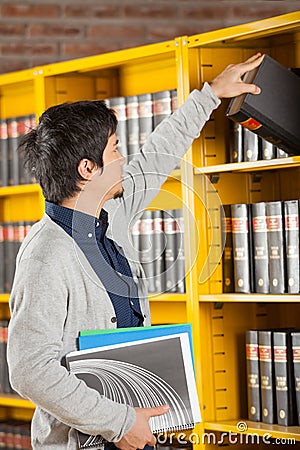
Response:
[0,395,34,410]
[205,420,300,442]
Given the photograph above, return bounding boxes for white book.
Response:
[66,332,201,449]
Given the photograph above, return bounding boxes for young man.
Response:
[7,54,263,450]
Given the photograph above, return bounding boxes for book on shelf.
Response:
[283,200,299,293]
[266,201,285,294]
[258,330,276,424]
[243,128,260,162]
[109,97,128,160]
[273,329,297,426]
[163,210,178,293]
[245,329,261,422]
[126,95,140,162]
[153,90,172,128]
[174,209,185,294]
[139,210,156,293]
[226,54,300,156]
[251,202,269,294]
[0,119,8,187]
[228,122,243,163]
[137,93,153,147]
[66,328,201,449]
[231,203,252,293]
[221,205,234,293]
[291,331,300,425]
[152,210,165,294]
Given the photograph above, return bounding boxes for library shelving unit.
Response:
[179,10,300,449]
[0,10,300,448]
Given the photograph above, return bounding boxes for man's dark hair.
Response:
[19,100,118,204]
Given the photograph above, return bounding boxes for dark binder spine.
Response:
[261,138,276,160]
[170,89,178,113]
[292,332,300,425]
[163,209,177,293]
[109,97,128,160]
[139,210,155,293]
[273,331,297,426]
[246,330,261,421]
[137,93,153,147]
[231,203,251,293]
[0,119,8,187]
[243,128,259,162]
[251,202,269,293]
[153,90,172,128]
[259,330,276,424]
[126,95,140,162]
[229,122,243,163]
[266,201,285,294]
[174,209,185,294]
[284,200,299,293]
[221,205,234,293]
[152,210,165,293]
[0,223,4,294]
[7,118,19,186]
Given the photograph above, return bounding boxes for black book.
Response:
[291,331,300,425]
[266,201,285,294]
[174,209,185,294]
[152,210,165,293]
[126,95,140,162]
[109,97,128,160]
[245,330,261,421]
[0,223,4,294]
[153,90,172,128]
[139,210,156,293]
[226,54,300,155]
[228,122,243,163]
[137,93,153,147]
[273,330,297,426]
[243,128,259,162]
[231,203,251,293]
[261,137,276,160]
[0,119,8,187]
[163,209,177,293]
[251,202,269,294]
[221,205,234,293]
[6,118,19,186]
[259,330,276,424]
[284,200,299,293]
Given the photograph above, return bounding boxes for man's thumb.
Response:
[147,404,170,418]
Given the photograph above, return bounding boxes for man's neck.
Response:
[61,191,106,218]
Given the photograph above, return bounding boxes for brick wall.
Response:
[0,0,298,74]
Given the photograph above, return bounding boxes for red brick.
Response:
[2,43,57,56]
[88,25,145,40]
[231,5,297,20]
[28,24,83,38]
[0,24,25,36]
[2,4,59,18]
[123,6,176,19]
[0,61,30,74]
[64,5,119,18]
[62,42,116,56]
[180,6,231,20]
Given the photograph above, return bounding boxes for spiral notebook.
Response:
[66,332,201,449]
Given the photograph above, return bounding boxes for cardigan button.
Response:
[111,316,117,323]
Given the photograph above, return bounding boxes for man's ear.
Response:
[78,159,97,180]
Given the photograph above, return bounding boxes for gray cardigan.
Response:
[7,84,220,449]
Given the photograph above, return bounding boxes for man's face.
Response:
[100,133,125,200]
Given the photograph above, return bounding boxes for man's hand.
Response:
[210,53,264,99]
[115,404,170,450]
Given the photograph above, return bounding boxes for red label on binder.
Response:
[240,117,262,131]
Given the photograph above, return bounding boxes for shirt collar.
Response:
[45,201,109,241]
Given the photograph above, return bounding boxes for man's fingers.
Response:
[143,404,170,418]
[147,434,157,447]
[240,83,261,95]
[239,53,264,76]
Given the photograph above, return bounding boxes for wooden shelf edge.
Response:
[0,184,41,197]
[204,420,300,441]
[149,293,187,302]
[199,294,300,303]
[0,395,34,410]
[194,157,300,175]
[0,294,9,303]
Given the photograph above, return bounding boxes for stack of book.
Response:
[0,221,35,293]
[221,200,299,294]
[228,123,289,162]
[0,420,32,449]
[246,328,300,426]
[131,209,185,294]
[0,114,36,187]
[106,88,178,162]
